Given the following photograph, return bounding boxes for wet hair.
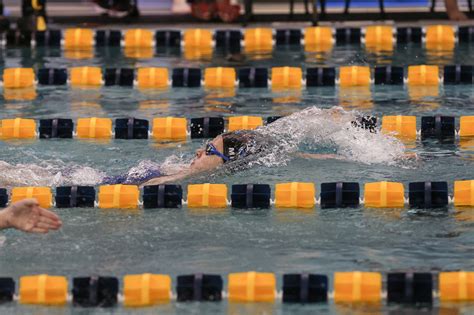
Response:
[214,130,280,176]
[221,130,256,162]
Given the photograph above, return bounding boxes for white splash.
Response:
[254,106,406,166]
[0,160,105,188]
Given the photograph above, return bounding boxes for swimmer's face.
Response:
[190,136,225,173]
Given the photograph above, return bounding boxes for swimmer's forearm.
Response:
[141,171,191,187]
[141,177,170,187]
[141,177,169,186]
[297,153,346,160]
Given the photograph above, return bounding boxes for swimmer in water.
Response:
[142,130,270,186]
[0,199,62,233]
[106,107,368,187]
[0,107,409,188]
[101,130,274,186]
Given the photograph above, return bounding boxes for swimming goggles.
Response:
[205,143,230,162]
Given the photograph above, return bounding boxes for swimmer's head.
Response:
[221,131,253,162]
[190,131,254,173]
[190,135,225,172]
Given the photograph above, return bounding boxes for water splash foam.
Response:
[0,160,105,188]
[250,106,406,167]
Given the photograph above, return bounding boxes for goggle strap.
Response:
[206,143,230,162]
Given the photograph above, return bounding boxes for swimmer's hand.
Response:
[0,199,62,233]
[297,153,346,160]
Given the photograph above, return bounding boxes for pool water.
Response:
[0,39,474,314]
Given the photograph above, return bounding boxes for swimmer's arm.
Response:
[140,171,191,188]
[297,153,347,160]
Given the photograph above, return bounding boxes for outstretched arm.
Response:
[297,153,346,160]
[0,199,62,233]
[298,152,419,161]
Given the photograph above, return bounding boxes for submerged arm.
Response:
[297,153,346,160]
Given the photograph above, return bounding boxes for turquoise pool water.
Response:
[0,40,473,314]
